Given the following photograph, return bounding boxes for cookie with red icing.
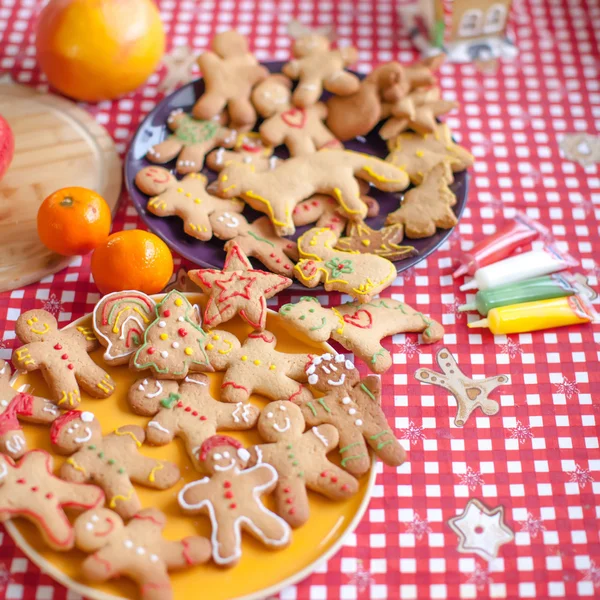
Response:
[51,410,180,519]
[75,507,211,599]
[0,449,104,550]
[187,243,292,331]
[178,435,291,566]
[249,400,358,528]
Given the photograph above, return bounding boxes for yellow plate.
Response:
[5,294,375,600]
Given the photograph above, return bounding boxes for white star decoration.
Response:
[448,499,514,561]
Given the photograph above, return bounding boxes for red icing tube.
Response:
[453,212,548,279]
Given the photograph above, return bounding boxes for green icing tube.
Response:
[459,273,577,316]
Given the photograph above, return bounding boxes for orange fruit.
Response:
[37,187,112,256]
[35,0,165,102]
[91,230,174,295]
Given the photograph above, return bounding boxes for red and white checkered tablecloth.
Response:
[1,0,600,598]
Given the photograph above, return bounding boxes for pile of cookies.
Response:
[1,248,444,597]
[134,28,474,302]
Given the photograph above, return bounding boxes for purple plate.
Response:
[125,61,468,288]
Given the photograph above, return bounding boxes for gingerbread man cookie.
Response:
[135,167,244,242]
[128,374,259,468]
[178,435,291,566]
[282,32,360,107]
[216,149,409,236]
[280,297,444,373]
[252,74,341,156]
[386,123,474,185]
[292,181,380,235]
[297,354,406,477]
[209,210,299,276]
[146,109,234,174]
[386,163,458,238]
[0,359,59,459]
[203,330,313,404]
[75,507,211,600]
[187,243,292,331]
[93,291,157,366]
[193,30,269,129]
[206,131,277,172]
[132,291,212,379]
[250,401,358,528]
[51,410,180,519]
[295,227,397,302]
[0,449,104,550]
[12,310,115,407]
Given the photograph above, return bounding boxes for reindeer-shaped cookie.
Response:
[208,210,299,276]
[0,450,104,550]
[0,359,59,459]
[193,30,269,129]
[128,374,259,468]
[135,167,244,242]
[280,297,444,373]
[178,435,291,566]
[216,149,410,236]
[75,507,211,600]
[12,310,115,407]
[295,227,397,302]
[250,401,358,528]
[252,74,341,156]
[202,330,313,404]
[146,109,234,174]
[283,26,360,107]
[295,354,406,477]
[51,410,180,519]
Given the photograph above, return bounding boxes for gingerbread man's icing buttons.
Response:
[415,347,510,427]
[179,435,291,566]
[448,498,514,561]
[74,507,211,598]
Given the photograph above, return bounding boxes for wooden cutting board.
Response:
[0,79,122,293]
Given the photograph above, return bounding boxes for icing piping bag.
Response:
[468,295,597,335]
[459,273,578,316]
[460,245,578,292]
[453,212,548,279]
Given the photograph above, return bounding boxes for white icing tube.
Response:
[460,246,578,292]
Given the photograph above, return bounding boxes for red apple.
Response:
[0,114,14,182]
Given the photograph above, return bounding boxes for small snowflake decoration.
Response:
[568,464,594,488]
[466,564,492,591]
[459,466,484,491]
[554,376,579,400]
[519,513,546,538]
[42,293,63,317]
[444,299,465,319]
[509,421,533,444]
[581,561,600,589]
[346,559,375,592]
[401,421,426,444]
[401,267,415,282]
[497,338,523,359]
[396,338,421,358]
[405,513,432,540]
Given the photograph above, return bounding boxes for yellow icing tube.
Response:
[468,295,596,335]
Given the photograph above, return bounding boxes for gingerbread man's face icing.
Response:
[252,76,291,116]
[258,401,304,442]
[74,508,123,551]
[306,353,359,393]
[280,298,332,341]
[203,444,249,474]
[19,312,57,342]
[53,411,100,453]
[294,34,330,56]
[211,210,246,236]
[135,166,174,195]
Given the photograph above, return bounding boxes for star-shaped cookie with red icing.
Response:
[188,243,292,331]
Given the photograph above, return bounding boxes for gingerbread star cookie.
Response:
[135,167,244,242]
[187,243,292,331]
[146,109,234,174]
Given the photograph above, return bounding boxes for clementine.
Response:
[35,0,165,102]
[91,230,174,295]
[37,187,112,256]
